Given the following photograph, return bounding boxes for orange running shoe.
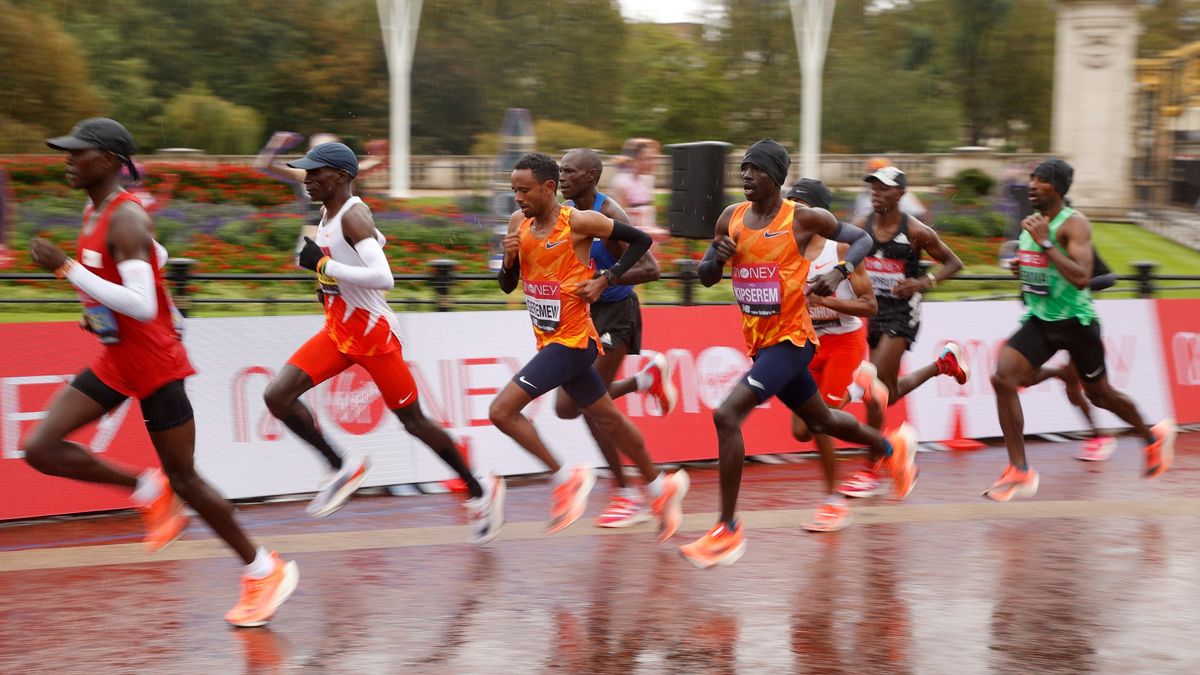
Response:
[802,501,852,532]
[225,552,300,628]
[136,470,188,553]
[650,469,690,542]
[679,521,745,569]
[982,465,1039,502]
[640,353,679,415]
[887,423,918,499]
[853,361,890,410]
[547,466,596,534]
[1144,418,1177,479]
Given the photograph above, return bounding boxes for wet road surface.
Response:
[2,434,1198,674]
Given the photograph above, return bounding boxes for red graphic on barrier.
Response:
[324,366,386,435]
[232,365,282,442]
[1157,299,1200,424]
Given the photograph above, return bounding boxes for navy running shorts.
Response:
[512,340,607,407]
[739,340,819,410]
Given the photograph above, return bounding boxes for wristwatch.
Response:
[834,260,853,278]
[601,268,616,284]
[1039,238,1054,250]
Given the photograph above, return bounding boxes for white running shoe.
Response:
[465,472,507,544]
[306,456,370,518]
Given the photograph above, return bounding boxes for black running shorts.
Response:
[71,368,195,432]
[591,294,642,354]
[1006,316,1107,382]
[867,297,920,350]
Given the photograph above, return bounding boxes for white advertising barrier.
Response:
[902,299,1174,442]
[186,312,600,500]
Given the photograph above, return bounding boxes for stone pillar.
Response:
[1052,0,1137,214]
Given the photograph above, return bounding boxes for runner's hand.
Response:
[297,236,326,272]
[31,238,68,272]
[711,235,736,264]
[575,275,608,304]
[1021,213,1050,243]
[893,277,927,299]
[502,231,521,268]
[808,269,844,297]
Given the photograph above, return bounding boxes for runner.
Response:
[262,142,504,544]
[27,118,297,627]
[492,152,689,539]
[986,158,1177,501]
[557,148,678,528]
[679,141,916,569]
[785,179,877,533]
[840,165,969,499]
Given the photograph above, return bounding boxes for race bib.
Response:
[809,304,841,329]
[732,263,781,316]
[82,299,121,345]
[864,256,905,297]
[525,280,562,332]
[1018,249,1050,296]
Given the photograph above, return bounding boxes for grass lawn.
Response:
[3,222,1197,323]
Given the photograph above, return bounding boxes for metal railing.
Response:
[3,259,1199,317]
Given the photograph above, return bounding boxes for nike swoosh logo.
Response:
[812,262,832,272]
[763,231,787,239]
[747,376,765,389]
[519,376,536,388]
[545,241,565,249]
[396,392,415,406]
[1085,366,1104,379]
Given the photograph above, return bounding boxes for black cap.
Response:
[740,139,790,186]
[1031,158,1073,197]
[786,178,831,210]
[46,118,140,180]
[287,142,359,177]
[865,166,907,190]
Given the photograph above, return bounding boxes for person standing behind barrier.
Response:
[609,138,669,240]
[679,141,915,569]
[784,179,878,533]
[261,142,505,544]
[557,148,679,528]
[840,165,969,499]
[26,118,298,627]
[493,152,689,540]
[986,159,1177,501]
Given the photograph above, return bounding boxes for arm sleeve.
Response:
[66,259,158,322]
[498,261,520,294]
[697,242,725,287]
[321,237,395,290]
[603,220,652,281]
[829,221,872,267]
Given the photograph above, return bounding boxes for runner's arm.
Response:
[56,205,157,321]
[601,199,660,285]
[570,210,651,286]
[811,243,877,318]
[913,221,964,286]
[316,205,394,290]
[1049,215,1095,290]
[498,212,522,294]
[698,206,736,287]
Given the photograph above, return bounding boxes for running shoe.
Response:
[596,492,651,528]
[225,552,300,628]
[641,353,678,415]
[306,455,370,518]
[650,469,690,542]
[853,361,890,409]
[679,521,745,569]
[982,465,1040,502]
[837,461,886,498]
[464,472,506,544]
[547,466,596,534]
[802,501,852,532]
[888,423,918,499]
[1144,418,1177,479]
[936,342,971,385]
[1074,435,1116,462]
[137,469,188,553]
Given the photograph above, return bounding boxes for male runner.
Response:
[491,152,689,539]
[262,142,504,544]
[986,158,1176,500]
[679,141,915,568]
[557,148,677,528]
[785,179,878,533]
[27,118,297,627]
[840,165,969,498]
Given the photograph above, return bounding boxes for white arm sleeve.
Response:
[66,259,158,322]
[322,237,395,290]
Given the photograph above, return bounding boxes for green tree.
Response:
[716,0,799,145]
[1139,0,1200,57]
[158,86,264,154]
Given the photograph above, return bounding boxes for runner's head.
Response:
[740,139,789,202]
[865,166,907,215]
[1029,158,1073,211]
[559,149,603,203]
[511,152,560,218]
[287,142,358,203]
[46,118,139,190]
[786,178,832,211]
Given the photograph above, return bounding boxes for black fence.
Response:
[2,259,1199,317]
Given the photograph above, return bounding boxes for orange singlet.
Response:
[518,205,601,352]
[728,201,817,357]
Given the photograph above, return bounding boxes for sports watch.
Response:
[834,260,853,278]
[1039,238,1054,250]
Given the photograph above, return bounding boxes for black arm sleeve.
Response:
[498,261,519,294]
[697,242,725,287]
[603,221,651,282]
